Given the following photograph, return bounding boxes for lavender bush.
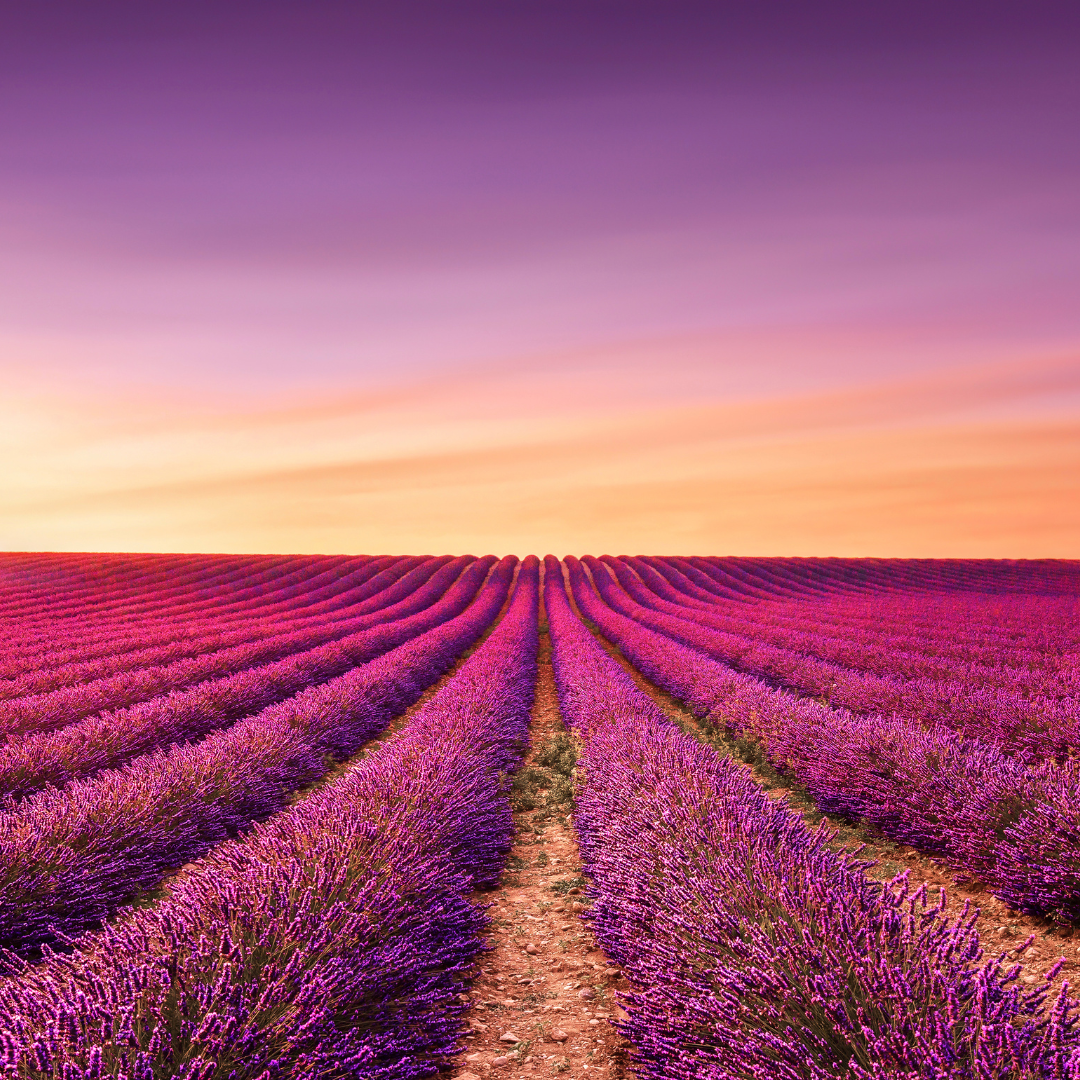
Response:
[0,557,514,953]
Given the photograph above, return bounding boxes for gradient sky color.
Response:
[2,2,1079,555]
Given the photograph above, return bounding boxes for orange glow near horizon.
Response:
[4,346,1078,558]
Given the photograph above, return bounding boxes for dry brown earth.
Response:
[450,628,631,1080]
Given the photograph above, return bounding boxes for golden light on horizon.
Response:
[4,350,1077,557]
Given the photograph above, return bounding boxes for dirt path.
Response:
[452,627,632,1080]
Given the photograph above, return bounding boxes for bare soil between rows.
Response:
[449,628,632,1080]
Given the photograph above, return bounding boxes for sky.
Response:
[2,1,1078,556]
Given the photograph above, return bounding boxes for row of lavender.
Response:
[3,555,1074,741]
[5,548,1076,609]
[0,557,468,700]
[632,557,1080,672]
[0,554,356,625]
[565,558,1080,919]
[0,557,540,1080]
[0,555,419,675]
[0,560,484,801]
[544,556,1080,1079]
[0,557,456,737]
[0,553,281,613]
[0,556,408,687]
[591,556,1080,756]
[640,554,1080,601]
[0,559,516,809]
[0,552,1075,1075]
[0,556,517,954]
[4,551,1069,634]
[670,556,1080,673]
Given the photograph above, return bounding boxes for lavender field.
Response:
[1,552,1080,1079]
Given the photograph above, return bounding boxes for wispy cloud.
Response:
[3,353,1076,555]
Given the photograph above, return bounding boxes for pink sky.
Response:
[1,2,1078,555]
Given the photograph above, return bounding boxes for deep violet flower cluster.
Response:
[586,557,1080,757]
[0,556,515,954]
[0,556,372,657]
[0,557,540,1080]
[0,557,489,802]
[543,556,1080,1079]
[565,559,1080,920]
[612,557,1080,695]
[0,556,462,741]
[0,555,414,699]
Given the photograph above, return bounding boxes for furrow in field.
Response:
[451,602,631,1080]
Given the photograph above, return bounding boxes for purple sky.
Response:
[2,2,1078,553]
[2,2,1077,393]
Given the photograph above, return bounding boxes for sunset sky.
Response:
[2,1,1078,556]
